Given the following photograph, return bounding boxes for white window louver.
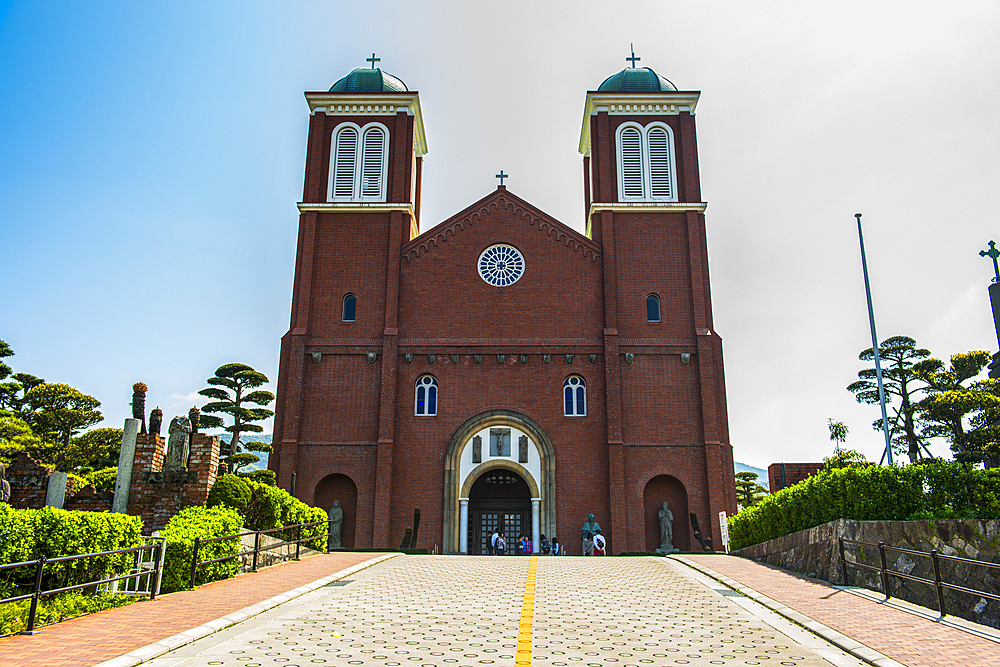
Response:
[647,127,672,199]
[360,127,385,199]
[620,127,644,199]
[333,127,358,199]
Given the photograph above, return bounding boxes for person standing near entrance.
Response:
[490,530,499,555]
[495,534,506,555]
[552,537,561,556]
[593,529,606,556]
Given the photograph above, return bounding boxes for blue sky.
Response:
[2,1,998,468]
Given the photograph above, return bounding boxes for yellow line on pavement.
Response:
[516,555,537,666]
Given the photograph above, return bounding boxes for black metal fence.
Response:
[0,537,166,634]
[189,519,333,589]
[839,537,1000,618]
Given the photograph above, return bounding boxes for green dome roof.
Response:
[329,68,408,92]
[598,67,677,92]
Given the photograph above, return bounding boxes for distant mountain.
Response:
[734,461,769,489]
[219,433,271,470]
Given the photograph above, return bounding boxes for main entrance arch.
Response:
[467,469,532,555]
[443,410,556,553]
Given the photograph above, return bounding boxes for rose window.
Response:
[478,244,525,287]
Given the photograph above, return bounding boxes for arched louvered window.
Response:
[360,126,386,199]
[616,122,677,202]
[328,122,389,201]
[415,375,438,416]
[647,127,673,199]
[563,376,586,417]
[342,294,356,322]
[619,126,644,199]
[646,294,661,323]
[332,126,358,199]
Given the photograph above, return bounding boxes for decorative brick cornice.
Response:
[401,191,602,264]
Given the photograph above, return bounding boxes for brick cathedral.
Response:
[270,57,737,554]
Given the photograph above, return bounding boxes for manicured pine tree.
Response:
[198,363,275,473]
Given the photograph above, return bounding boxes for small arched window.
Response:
[646,294,661,323]
[342,294,356,322]
[328,122,388,201]
[415,375,438,416]
[563,376,586,417]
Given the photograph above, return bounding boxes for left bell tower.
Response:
[271,60,427,548]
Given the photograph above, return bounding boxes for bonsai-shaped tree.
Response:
[198,363,274,474]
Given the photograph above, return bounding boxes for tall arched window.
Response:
[342,294,356,322]
[563,376,586,417]
[415,375,438,416]
[646,294,661,323]
[615,122,677,202]
[328,122,388,201]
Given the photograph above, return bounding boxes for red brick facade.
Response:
[271,76,737,554]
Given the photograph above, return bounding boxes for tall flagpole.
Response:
[855,213,893,465]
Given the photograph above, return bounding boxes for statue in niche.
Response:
[657,501,678,553]
[472,435,482,463]
[164,416,192,470]
[518,435,528,463]
[328,500,344,549]
[490,429,510,457]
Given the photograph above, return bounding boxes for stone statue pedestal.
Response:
[656,546,679,555]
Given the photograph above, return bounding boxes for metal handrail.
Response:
[839,536,1000,620]
[0,537,166,635]
[188,518,334,589]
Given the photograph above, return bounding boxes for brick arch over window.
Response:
[442,410,556,553]
[313,473,358,549]
[642,474,690,552]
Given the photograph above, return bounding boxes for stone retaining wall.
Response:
[734,518,1000,630]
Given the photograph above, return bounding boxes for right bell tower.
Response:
[580,53,736,551]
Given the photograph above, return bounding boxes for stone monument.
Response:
[165,415,192,470]
[657,501,678,554]
[149,407,163,436]
[328,500,344,549]
[132,382,147,434]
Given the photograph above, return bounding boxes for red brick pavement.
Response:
[0,552,385,667]
[685,554,998,667]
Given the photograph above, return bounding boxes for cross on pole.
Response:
[366,52,381,69]
[496,170,508,187]
[981,240,1000,283]
[626,44,641,68]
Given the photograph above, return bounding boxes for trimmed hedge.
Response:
[0,505,143,593]
[0,591,138,636]
[728,461,1000,551]
[207,475,328,552]
[160,505,243,593]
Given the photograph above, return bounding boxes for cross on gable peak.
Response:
[495,170,508,187]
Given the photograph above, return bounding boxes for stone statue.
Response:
[0,463,10,503]
[132,382,147,434]
[328,500,344,549]
[518,435,528,463]
[657,501,677,553]
[149,407,163,437]
[165,416,192,470]
[581,513,601,556]
[188,406,201,434]
[472,435,482,463]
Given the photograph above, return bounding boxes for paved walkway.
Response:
[683,554,999,667]
[0,551,386,667]
[134,556,868,667]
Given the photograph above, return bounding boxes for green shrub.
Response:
[160,505,243,593]
[727,461,1000,550]
[206,474,252,513]
[0,505,142,593]
[85,467,118,492]
[0,591,138,635]
[207,475,328,553]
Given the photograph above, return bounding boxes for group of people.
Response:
[581,513,606,556]
[489,532,563,555]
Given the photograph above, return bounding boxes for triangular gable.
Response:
[401,189,602,264]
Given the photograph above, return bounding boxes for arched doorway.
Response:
[643,475,690,552]
[314,473,358,549]
[467,469,532,555]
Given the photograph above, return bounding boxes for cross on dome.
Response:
[366,52,381,69]
[626,44,641,68]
